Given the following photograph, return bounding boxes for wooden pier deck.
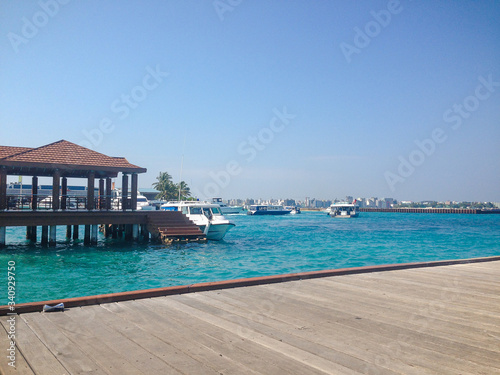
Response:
[1,259,499,374]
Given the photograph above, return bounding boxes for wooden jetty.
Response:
[360,208,500,214]
[0,140,204,245]
[1,257,499,374]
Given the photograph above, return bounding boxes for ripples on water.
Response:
[1,212,499,303]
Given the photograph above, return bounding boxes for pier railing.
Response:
[4,194,117,211]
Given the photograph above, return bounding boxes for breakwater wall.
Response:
[360,208,500,214]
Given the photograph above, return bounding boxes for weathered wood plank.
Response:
[101,300,262,375]
[61,305,183,375]
[0,316,35,375]
[21,312,108,374]
[0,314,69,375]
[286,277,500,352]
[214,284,479,375]
[182,291,407,375]
[100,301,230,375]
[162,294,365,375]
[133,298,328,375]
[42,308,147,375]
[249,283,500,374]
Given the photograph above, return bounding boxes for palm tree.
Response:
[176,181,191,201]
[152,172,177,200]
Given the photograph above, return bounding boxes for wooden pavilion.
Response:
[0,140,205,246]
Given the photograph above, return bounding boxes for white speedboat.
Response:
[136,194,155,210]
[328,202,360,218]
[286,206,301,215]
[247,204,291,215]
[111,189,155,210]
[211,198,244,215]
[160,201,235,240]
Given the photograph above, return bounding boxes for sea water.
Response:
[1,212,499,304]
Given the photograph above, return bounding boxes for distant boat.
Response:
[328,201,360,218]
[247,204,291,215]
[160,201,235,240]
[286,206,301,215]
[211,198,244,215]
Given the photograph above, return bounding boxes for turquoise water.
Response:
[1,212,499,304]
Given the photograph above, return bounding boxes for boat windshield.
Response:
[211,207,222,215]
[189,207,202,215]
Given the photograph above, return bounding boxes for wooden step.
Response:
[146,211,206,244]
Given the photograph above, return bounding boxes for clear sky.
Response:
[1,1,499,202]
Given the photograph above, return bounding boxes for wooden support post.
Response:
[98,178,104,210]
[132,224,139,241]
[41,226,48,246]
[122,174,129,211]
[141,224,149,241]
[26,226,33,240]
[112,224,118,239]
[31,176,38,210]
[0,227,5,247]
[73,225,79,240]
[87,172,95,210]
[61,177,67,210]
[125,224,132,240]
[0,168,6,211]
[91,225,98,245]
[49,226,56,246]
[30,226,37,242]
[84,225,91,245]
[66,225,72,239]
[52,169,60,210]
[105,178,112,210]
[131,173,138,211]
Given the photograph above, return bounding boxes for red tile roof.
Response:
[0,146,33,159]
[0,140,146,176]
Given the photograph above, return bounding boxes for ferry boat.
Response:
[160,201,235,240]
[328,202,360,218]
[211,198,244,215]
[247,204,291,215]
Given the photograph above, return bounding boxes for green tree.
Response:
[176,181,191,201]
[152,172,177,201]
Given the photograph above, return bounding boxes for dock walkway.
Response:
[1,260,499,374]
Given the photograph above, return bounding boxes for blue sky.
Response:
[1,0,499,202]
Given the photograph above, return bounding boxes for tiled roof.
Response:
[0,140,146,174]
[0,146,33,159]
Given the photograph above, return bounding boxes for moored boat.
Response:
[211,198,244,215]
[328,201,360,218]
[160,201,235,240]
[247,204,291,215]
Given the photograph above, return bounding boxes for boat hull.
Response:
[247,211,290,215]
[221,207,243,215]
[199,223,235,240]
